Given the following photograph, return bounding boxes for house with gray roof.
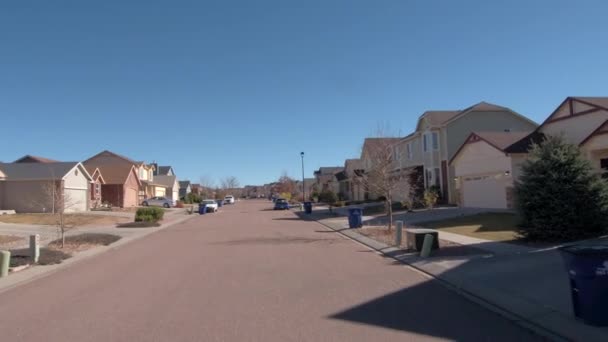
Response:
[0,162,92,213]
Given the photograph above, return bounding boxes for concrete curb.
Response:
[0,214,197,295]
[313,217,572,342]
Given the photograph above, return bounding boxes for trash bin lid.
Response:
[561,244,608,255]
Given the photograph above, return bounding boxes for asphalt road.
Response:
[0,200,541,341]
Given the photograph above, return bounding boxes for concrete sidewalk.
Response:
[317,216,608,342]
[0,211,196,295]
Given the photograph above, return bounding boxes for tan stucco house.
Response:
[450,96,608,209]
[390,102,537,204]
[0,162,92,213]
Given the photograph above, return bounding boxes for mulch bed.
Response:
[9,233,122,267]
[358,226,489,257]
[117,221,161,228]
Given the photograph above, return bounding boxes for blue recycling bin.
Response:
[216,200,223,207]
[304,202,313,214]
[198,204,207,215]
[560,244,608,326]
[348,208,363,228]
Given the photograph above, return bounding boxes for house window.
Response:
[426,169,433,184]
[423,135,428,152]
[95,183,100,195]
[75,169,79,176]
[432,132,439,150]
[139,169,144,179]
[434,167,441,187]
[406,143,412,160]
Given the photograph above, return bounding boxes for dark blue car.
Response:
[273,198,290,210]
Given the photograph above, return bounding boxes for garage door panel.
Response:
[462,176,507,209]
[125,188,138,207]
[64,188,88,212]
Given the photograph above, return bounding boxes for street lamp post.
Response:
[300,152,305,202]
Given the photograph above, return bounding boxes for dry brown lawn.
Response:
[0,214,130,227]
[415,213,521,242]
[0,235,23,245]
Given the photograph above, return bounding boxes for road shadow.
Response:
[212,236,341,246]
[272,217,304,221]
[328,280,539,341]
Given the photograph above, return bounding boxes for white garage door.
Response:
[63,188,88,212]
[172,189,179,204]
[462,175,507,209]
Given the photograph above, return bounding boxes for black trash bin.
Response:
[348,208,363,228]
[560,244,608,326]
[304,202,313,214]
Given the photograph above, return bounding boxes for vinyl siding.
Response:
[446,111,537,161]
[541,109,608,145]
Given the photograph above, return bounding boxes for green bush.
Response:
[318,190,337,204]
[135,207,165,222]
[516,135,608,241]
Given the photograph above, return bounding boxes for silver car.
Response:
[141,196,172,208]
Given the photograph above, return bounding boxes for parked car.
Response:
[274,198,290,210]
[142,196,172,208]
[201,199,219,213]
[224,195,235,204]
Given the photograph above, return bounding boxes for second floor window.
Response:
[406,143,412,160]
[423,132,439,152]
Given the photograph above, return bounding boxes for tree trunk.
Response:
[60,213,65,248]
[386,196,393,232]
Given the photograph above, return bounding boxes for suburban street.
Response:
[0,200,540,341]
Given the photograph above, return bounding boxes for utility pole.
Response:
[300,152,305,202]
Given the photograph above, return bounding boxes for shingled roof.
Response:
[13,155,59,163]
[0,162,87,181]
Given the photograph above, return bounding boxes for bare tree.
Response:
[199,175,215,199]
[356,136,405,231]
[276,172,297,200]
[39,180,81,248]
[221,176,240,189]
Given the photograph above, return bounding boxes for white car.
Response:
[224,195,235,204]
[201,199,219,213]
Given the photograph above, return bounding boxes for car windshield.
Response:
[202,200,215,204]
[276,199,287,203]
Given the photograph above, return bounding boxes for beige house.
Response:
[451,97,608,209]
[313,167,343,196]
[0,162,92,213]
[449,131,531,208]
[136,162,166,201]
[391,102,537,204]
[337,159,365,201]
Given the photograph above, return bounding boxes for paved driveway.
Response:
[0,200,539,341]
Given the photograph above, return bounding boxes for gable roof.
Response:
[579,119,608,146]
[13,155,59,163]
[416,101,535,130]
[0,162,91,181]
[89,167,106,184]
[156,166,173,175]
[540,96,608,126]
[314,167,343,175]
[83,162,139,185]
[361,137,401,156]
[503,131,546,154]
[179,180,191,189]
[83,150,138,165]
[153,175,178,188]
[449,131,533,165]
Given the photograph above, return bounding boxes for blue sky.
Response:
[1,0,607,186]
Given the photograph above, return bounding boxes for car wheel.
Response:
[163,203,170,208]
[142,202,149,206]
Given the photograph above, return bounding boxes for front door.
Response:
[601,158,608,178]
